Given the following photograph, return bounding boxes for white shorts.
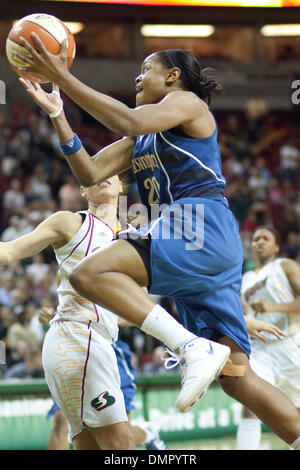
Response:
[250,336,300,408]
[42,321,128,441]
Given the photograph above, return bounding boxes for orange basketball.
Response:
[6,13,76,83]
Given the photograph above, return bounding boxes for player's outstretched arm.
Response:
[20,79,134,186]
[19,34,205,137]
[0,211,77,265]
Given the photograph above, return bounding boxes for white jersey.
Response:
[241,257,300,342]
[51,210,119,342]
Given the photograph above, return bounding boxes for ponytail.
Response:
[156,49,223,105]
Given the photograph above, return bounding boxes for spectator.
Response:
[6,304,42,363]
[248,167,268,199]
[48,160,66,203]
[0,305,16,376]
[6,128,30,162]
[26,253,51,288]
[3,349,44,379]
[267,177,283,206]
[281,202,300,239]
[279,139,300,180]
[282,231,300,260]
[244,94,268,123]
[8,260,26,280]
[1,214,31,242]
[0,275,14,307]
[241,207,259,234]
[24,302,45,343]
[58,173,83,211]
[0,306,15,339]
[2,178,26,215]
[29,163,52,202]
[10,277,32,306]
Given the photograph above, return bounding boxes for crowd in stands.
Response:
[0,92,299,380]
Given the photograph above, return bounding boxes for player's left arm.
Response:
[252,259,300,315]
[19,79,135,187]
[0,211,73,265]
[18,35,205,136]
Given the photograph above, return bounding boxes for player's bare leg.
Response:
[72,428,100,450]
[70,239,231,413]
[87,421,135,450]
[70,240,154,325]
[218,336,300,447]
[73,422,134,450]
[47,409,70,450]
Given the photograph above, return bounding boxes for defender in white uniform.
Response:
[0,176,134,450]
[237,226,300,450]
[44,207,127,442]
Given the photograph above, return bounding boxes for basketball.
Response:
[6,13,76,83]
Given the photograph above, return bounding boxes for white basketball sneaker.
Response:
[163,338,231,413]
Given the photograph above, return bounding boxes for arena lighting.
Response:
[63,22,85,34]
[141,24,215,37]
[12,20,85,35]
[45,0,300,6]
[261,24,300,36]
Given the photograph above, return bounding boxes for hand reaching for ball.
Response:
[6,14,75,84]
[19,78,63,117]
[18,33,70,84]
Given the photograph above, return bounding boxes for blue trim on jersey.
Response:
[132,128,225,210]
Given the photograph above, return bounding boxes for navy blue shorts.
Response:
[124,197,251,357]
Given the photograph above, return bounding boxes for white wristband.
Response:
[49,90,63,118]
[49,103,63,119]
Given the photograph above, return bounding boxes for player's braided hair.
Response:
[155,49,223,105]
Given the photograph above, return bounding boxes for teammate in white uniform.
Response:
[0,177,135,450]
[237,226,300,450]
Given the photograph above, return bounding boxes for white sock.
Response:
[236,418,261,450]
[138,422,153,444]
[141,304,196,352]
[290,436,300,450]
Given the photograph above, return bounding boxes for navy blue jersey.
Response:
[132,127,225,212]
[128,125,251,356]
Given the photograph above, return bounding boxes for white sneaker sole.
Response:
[176,345,231,413]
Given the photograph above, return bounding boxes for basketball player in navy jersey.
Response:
[18,40,300,449]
